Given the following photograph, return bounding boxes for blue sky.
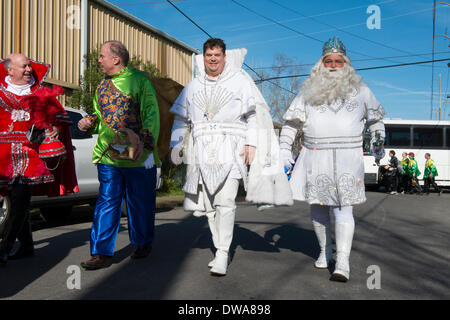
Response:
[109,0,449,120]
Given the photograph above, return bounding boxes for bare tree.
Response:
[252,54,305,156]
[254,53,304,123]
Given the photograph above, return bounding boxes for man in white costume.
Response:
[280,37,385,282]
[170,38,292,276]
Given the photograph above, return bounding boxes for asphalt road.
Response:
[0,191,449,300]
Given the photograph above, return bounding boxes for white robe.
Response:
[170,49,293,212]
[280,85,385,207]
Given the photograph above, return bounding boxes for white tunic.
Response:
[280,85,385,206]
[170,54,257,196]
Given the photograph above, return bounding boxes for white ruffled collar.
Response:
[5,76,35,96]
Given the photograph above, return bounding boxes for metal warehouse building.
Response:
[1,0,199,95]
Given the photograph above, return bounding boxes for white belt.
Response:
[303,135,363,150]
[192,121,247,139]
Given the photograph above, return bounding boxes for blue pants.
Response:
[90,164,157,257]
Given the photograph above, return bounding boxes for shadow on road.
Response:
[0,226,92,298]
[0,204,184,299]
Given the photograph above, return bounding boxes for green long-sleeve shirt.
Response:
[407,158,421,178]
[90,66,160,167]
[424,159,438,178]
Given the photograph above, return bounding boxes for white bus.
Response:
[363,119,450,187]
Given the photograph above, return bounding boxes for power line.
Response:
[165,0,296,95]
[230,0,416,63]
[254,58,450,83]
[245,51,450,71]
[221,0,397,35]
[166,0,213,38]
[269,0,413,56]
[115,0,187,5]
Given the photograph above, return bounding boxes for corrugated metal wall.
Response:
[1,0,194,93]
[89,1,194,86]
[0,1,18,64]
[2,0,81,89]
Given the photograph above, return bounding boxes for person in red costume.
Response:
[0,54,78,265]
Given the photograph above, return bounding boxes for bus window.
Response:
[413,127,443,148]
[385,126,410,147]
[447,128,450,148]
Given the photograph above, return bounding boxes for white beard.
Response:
[301,56,364,106]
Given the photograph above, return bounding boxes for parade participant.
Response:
[78,41,160,270]
[279,37,386,282]
[170,38,292,276]
[0,54,78,265]
[407,152,422,194]
[423,153,441,195]
[383,150,398,195]
[398,152,409,193]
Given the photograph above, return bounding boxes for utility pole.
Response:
[439,73,442,120]
[431,1,450,120]
[431,0,436,120]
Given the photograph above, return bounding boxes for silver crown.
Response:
[322,36,346,56]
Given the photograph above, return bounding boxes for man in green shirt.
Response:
[423,153,441,195]
[407,152,422,194]
[398,152,409,193]
[78,41,160,270]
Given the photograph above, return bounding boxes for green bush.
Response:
[157,157,185,196]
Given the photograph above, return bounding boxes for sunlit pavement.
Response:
[0,191,449,300]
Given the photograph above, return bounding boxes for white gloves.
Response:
[280,149,295,168]
[144,153,155,169]
[170,146,183,165]
[370,139,385,162]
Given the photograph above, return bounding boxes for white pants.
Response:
[310,205,354,225]
[185,178,240,253]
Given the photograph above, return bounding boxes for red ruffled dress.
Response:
[0,59,78,197]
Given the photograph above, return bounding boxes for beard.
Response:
[301,56,364,106]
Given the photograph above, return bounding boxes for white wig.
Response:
[301,55,364,106]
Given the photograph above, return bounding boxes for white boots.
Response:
[210,250,229,275]
[312,220,354,282]
[330,222,354,282]
[206,211,218,269]
[312,220,333,269]
[207,206,235,276]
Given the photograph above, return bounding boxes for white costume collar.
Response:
[194,48,248,82]
[5,76,35,96]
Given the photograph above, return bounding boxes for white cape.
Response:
[220,50,293,206]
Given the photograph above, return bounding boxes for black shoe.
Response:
[0,251,8,265]
[8,244,34,260]
[131,244,152,259]
[0,245,9,265]
[80,255,113,270]
[0,242,10,265]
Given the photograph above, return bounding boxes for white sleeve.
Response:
[240,79,258,147]
[363,86,386,159]
[170,115,189,149]
[170,86,190,149]
[280,121,300,151]
[245,111,257,147]
[282,93,307,123]
[363,86,386,140]
[279,93,306,151]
